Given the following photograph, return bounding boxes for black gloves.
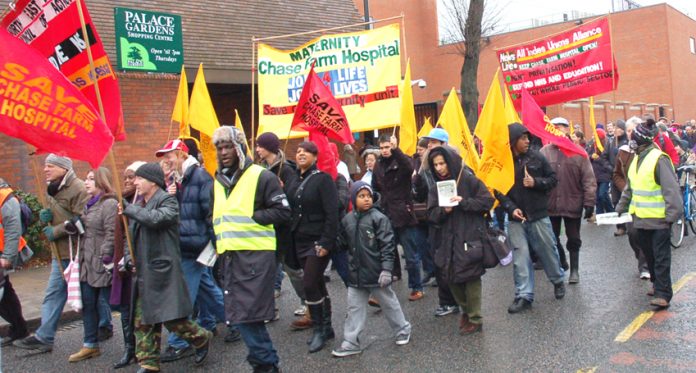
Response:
[584,206,595,219]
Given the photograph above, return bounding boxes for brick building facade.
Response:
[0,0,362,193]
[357,1,696,136]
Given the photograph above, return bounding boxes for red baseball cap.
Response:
[155,139,189,157]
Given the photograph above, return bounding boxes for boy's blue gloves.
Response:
[42,226,55,241]
[39,208,53,223]
[378,270,392,287]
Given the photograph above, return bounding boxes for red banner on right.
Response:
[497,17,618,110]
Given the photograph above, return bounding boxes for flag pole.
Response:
[28,146,64,274]
[251,37,257,155]
[75,0,136,264]
[607,12,618,114]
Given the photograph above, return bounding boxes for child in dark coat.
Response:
[331,181,411,357]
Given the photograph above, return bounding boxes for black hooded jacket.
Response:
[495,123,558,223]
[427,146,494,284]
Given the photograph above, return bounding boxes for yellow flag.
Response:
[171,65,189,139]
[234,109,252,157]
[189,64,220,176]
[474,70,514,194]
[437,88,480,172]
[503,85,521,124]
[398,59,417,156]
[569,119,575,136]
[589,97,604,152]
[418,117,433,138]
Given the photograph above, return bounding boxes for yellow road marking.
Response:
[614,272,696,343]
[576,367,598,373]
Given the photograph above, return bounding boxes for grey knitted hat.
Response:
[45,154,73,170]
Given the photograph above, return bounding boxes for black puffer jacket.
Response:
[373,148,417,228]
[496,123,557,223]
[338,201,395,288]
[427,147,494,284]
[176,157,214,259]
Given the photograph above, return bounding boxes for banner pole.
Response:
[251,37,257,155]
[607,12,618,113]
[253,15,403,43]
[75,0,136,264]
[28,147,64,274]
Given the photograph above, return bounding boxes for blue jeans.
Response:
[274,263,284,290]
[395,226,423,291]
[235,321,279,367]
[508,218,564,302]
[168,259,226,350]
[415,225,435,279]
[98,288,112,331]
[80,283,110,348]
[595,182,614,214]
[35,259,70,344]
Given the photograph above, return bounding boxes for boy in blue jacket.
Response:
[331,181,411,357]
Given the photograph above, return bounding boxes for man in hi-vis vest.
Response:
[211,126,290,373]
[616,115,682,310]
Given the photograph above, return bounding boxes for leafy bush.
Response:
[14,190,49,258]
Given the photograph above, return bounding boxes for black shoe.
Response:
[507,298,532,314]
[554,283,566,299]
[194,330,213,365]
[97,326,113,342]
[1,333,27,347]
[224,327,241,343]
[160,345,193,363]
[13,335,52,352]
[252,363,280,373]
[136,367,159,373]
[113,349,135,369]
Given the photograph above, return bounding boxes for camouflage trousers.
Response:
[133,297,209,370]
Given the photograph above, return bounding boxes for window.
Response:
[690,37,695,54]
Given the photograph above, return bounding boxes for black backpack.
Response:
[1,190,33,235]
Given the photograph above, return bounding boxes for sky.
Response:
[439,0,696,40]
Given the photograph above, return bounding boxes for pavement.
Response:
[3,222,696,372]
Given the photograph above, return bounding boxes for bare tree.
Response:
[440,0,503,130]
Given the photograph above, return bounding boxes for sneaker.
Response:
[395,332,411,345]
[640,271,651,280]
[408,290,424,301]
[331,345,362,358]
[13,335,52,352]
[160,345,193,363]
[97,327,113,342]
[554,283,566,299]
[68,347,101,362]
[507,298,532,314]
[224,328,241,343]
[293,306,306,316]
[434,305,458,317]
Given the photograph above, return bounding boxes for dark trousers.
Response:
[0,275,28,338]
[434,257,456,307]
[596,182,614,214]
[627,224,649,273]
[635,228,673,301]
[550,216,582,265]
[300,255,330,303]
[236,321,279,367]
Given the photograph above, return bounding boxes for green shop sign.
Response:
[114,7,183,73]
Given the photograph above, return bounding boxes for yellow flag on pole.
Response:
[418,117,433,138]
[171,65,189,139]
[503,85,521,124]
[234,109,253,157]
[398,59,417,156]
[189,64,220,176]
[589,97,604,152]
[437,88,480,172]
[474,70,514,194]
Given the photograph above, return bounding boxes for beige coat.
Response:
[46,170,89,259]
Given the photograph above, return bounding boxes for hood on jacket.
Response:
[182,155,200,177]
[508,123,529,151]
[427,146,463,181]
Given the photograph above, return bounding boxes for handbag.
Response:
[412,202,428,222]
[62,236,82,312]
[482,225,513,268]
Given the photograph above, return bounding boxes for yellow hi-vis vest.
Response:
[213,164,275,253]
[627,148,667,219]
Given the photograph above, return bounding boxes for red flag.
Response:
[0,30,114,168]
[308,131,338,180]
[1,0,126,141]
[291,65,354,144]
[520,88,587,158]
